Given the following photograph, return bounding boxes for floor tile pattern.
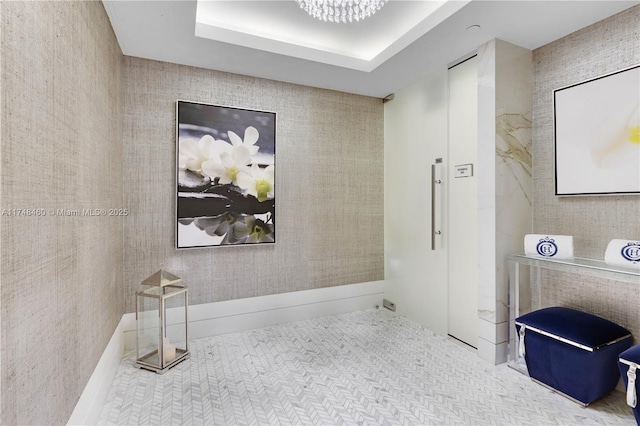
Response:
[100,309,634,425]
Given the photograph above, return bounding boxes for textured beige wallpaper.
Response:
[1,2,124,424]
[531,6,640,335]
[539,270,640,341]
[123,58,384,312]
[532,5,640,257]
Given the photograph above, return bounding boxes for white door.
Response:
[384,70,449,335]
[447,56,479,348]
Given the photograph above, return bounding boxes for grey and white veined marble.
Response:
[476,39,535,364]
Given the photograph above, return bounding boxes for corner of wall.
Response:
[477,38,533,364]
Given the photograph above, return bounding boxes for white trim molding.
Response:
[67,316,126,425]
[124,280,384,350]
[68,281,384,425]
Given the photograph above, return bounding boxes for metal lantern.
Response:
[135,269,189,373]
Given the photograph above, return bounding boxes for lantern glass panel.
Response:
[136,293,161,366]
[163,287,188,366]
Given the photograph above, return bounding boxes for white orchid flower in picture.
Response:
[178,134,221,174]
[237,164,275,202]
[176,101,276,248]
[228,126,260,156]
[201,144,252,186]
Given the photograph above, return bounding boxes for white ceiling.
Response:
[103,0,637,98]
[193,0,470,72]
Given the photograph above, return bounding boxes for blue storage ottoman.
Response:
[618,345,640,425]
[515,307,632,405]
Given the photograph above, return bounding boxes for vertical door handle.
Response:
[431,160,442,250]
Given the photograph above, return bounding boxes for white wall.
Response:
[384,69,449,335]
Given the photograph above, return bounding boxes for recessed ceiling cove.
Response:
[194,0,469,72]
[102,0,638,98]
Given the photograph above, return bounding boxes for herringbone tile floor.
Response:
[99,309,634,425]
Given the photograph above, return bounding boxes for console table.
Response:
[507,254,640,374]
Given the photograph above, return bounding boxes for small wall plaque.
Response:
[454,163,473,178]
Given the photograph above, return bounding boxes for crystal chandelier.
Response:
[295,0,389,23]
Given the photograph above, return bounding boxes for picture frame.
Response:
[176,100,276,248]
[553,64,639,196]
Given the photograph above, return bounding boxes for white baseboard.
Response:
[67,316,126,425]
[123,280,384,351]
[477,337,508,365]
[68,281,384,425]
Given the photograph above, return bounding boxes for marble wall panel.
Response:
[477,39,533,364]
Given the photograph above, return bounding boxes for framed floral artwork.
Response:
[176,100,276,248]
[554,64,639,196]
